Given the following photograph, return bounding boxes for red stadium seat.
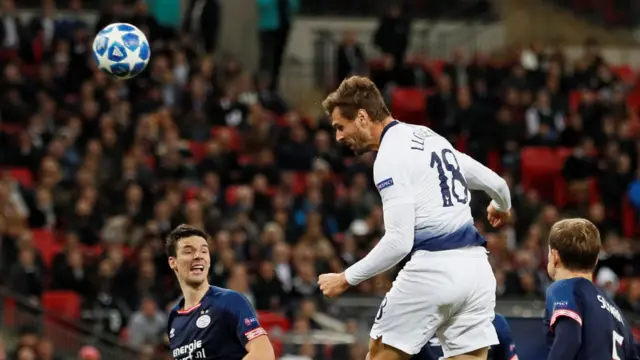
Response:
[189,141,207,162]
[31,229,60,269]
[569,90,582,112]
[368,58,386,71]
[42,291,81,319]
[3,167,34,188]
[429,60,445,79]
[520,147,564,201]
[627,91,640,110]
[292,172,308,195]
[622,196,638,238]
[211,126,242,152]
[487,151,501,173]
[612,65,636,84]
[391,88,430,126]
[226,186,239,205]
[3,298,16,327]
[0,123,24,134]
[257,311,290,358]
[184,186,199,201]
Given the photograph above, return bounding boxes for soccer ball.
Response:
[92,23,150,80]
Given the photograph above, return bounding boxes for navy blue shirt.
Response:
[415,314,518,360]
[168,286,267,360]
[544,278,640,360]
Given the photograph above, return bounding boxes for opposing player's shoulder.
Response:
[493,313,509,329]
[546,278,578,299]
[214,287,253,310]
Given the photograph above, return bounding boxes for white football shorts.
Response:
[370,246,499,357]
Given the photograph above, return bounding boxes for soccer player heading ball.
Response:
[166,225,275,360]
[545,218,639,360]
[317,76,512,360]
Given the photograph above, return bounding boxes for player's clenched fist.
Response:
[318,272,350,298]
[487,202,510,228]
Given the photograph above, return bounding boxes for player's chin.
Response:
[185,270,208,285]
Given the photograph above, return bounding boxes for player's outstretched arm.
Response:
[344,202,415,286]
[454,150,511,212]
[455,150,511,227]
[319,153,416,297]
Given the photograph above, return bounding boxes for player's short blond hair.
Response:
[549,218,601,272]
[322,76,390,123]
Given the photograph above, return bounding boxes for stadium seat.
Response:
[30,229,61,269]
[42,291,81,319]
[3,167,34,188]
[184,186,199,201]
[569,90,582,112]
[622,196,638,238]
[226,186,239,205]
[487,151,501,173]
[368,58,386,71]
[211,126,242,152]
[429,60,445,79]
[520,147,564,201]
[189,141,207,162]
[257,311,290,358]
[612,65,636,84]
[3,298,16,327]
[292,172,308,195]
[627,91,640,110]
[391,88,430,126]
[0,122,23,134]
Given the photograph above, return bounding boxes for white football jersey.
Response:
[373,121,509,252]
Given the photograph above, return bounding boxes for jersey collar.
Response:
[379,119,399,143]
[175,285,214,315]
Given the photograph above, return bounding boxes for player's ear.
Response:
[357,109,368,124]
[168,257,177,271]
[551,249,560,267]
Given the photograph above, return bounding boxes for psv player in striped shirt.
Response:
[166,225,275,360]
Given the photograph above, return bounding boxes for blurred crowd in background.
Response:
[0,0,639,359]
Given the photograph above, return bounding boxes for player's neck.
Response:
[181,281,210,309]
[371,116,396,150]
[554,268,593,282]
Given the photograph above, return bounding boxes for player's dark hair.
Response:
[165,224,209,258]
[322,76,391,123]
[549,218,601,272]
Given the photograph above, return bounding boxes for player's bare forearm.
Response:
[343,202,415,286]
[243,335,275,360]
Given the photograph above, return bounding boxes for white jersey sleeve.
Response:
[454,150,511,212]
[344,140,416,286]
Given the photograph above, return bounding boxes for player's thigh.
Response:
[368,336,412,360]
[438,257,498,359]
[369,266,451,356]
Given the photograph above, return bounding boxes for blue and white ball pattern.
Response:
[92,23,150,80]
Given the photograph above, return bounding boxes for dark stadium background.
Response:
[0,0,639,359]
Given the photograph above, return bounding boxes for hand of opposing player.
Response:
[318,272,350,298]
[487,202,510,228]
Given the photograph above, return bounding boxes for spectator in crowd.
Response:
[257,0,299,91]
[127,297,167,348]
[373,3,410,67]
[183,0,220,54]
[336,31,366,82]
